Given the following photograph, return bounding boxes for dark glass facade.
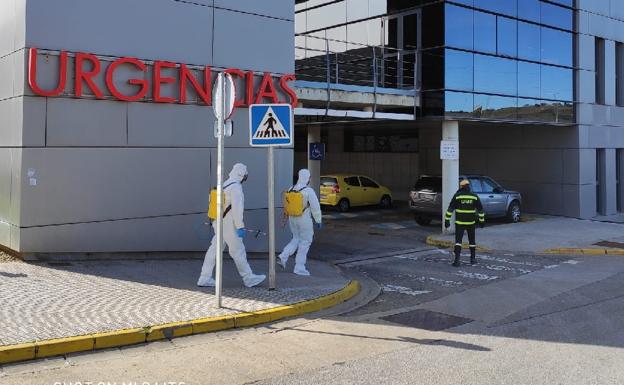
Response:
[423,0,575,123]
[295,0,575,124]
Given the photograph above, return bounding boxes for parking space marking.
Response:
[410,276,464,287]
[370,221,420,231]
[382,285,432,296]
[322,210,382,220]
[454,271,499,281]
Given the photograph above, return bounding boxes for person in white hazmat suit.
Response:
[278,169,322,276]
[197,163,266,288]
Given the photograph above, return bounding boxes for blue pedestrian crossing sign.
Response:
[249,104,293,147]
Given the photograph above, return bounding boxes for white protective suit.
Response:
[278,169,322,276]
[198,163,266,288]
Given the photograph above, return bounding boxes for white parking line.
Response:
[382,284,432,296]
[476,254,542,267]
[410,276,464,287]
[563,260,582,265]
[454,271,499,281]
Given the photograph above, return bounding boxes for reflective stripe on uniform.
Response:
[455,220,476,225]
[456,209,476,214]
[445,211,453,218]
[456,195,477,200]
[478,213,485,217]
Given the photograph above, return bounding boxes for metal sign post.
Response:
[248,104,294,291]
[212,72,236,308]
[267,146,276,289]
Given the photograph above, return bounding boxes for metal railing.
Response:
[295,34,421,92]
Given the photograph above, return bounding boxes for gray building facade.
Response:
[0,0,295,254]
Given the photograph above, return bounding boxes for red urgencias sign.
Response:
[27,48,298,108]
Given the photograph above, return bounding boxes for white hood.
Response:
[294,169,311,190]
[228,163,248,183]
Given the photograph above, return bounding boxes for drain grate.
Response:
[381,309,473,331]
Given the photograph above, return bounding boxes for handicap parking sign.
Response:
[249,104,293,147]
[309,143,325,161]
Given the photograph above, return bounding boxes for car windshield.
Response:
[414,177,442,193]
[321,177,338,186]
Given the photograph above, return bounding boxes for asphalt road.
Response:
[2,205,623,385]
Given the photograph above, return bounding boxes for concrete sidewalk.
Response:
[428,216,624,254]
[0,258,356,363]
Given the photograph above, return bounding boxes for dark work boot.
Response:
[453,245,461,267]
[470,247,477,265]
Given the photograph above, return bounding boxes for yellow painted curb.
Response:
[146,322,194,342]
[93,328,147,349]
[0,343,36,364]
[426,235,491,252]
[191,316,235,334]
[36,336,94,359]
[0,280,360,365]
[543,248,624,255]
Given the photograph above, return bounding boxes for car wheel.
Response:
[338,198,350,213]
[380,195,392,209]
[415,215,432,226]
[506,201,521,223]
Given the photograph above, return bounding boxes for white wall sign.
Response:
[440,140,459,160]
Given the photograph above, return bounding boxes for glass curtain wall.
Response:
[422,0,575,123]
[295,0,426,90]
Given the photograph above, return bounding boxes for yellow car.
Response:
[320,174,392,212]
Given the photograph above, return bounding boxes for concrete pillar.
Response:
[604,148,618,215]
[442,121,460,233]
[308,125,321,196]
[618,150,624,212]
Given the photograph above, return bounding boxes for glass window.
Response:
[346,0,369,22]
[548,0,573,7]
[326,26,347,53]
[541,65,573,101]
[518,22,540,61]
[446,49,474,91]
[473,0,517,18]
[415,177,442,192]
[344,177,360,187]
[481,178,497,193]
[469,178,483,192]
[451,0,473,5]
[518,0,540,22]
[596,37,606,104]
[474,54,517,95]
[404,13,419,50]
[360,177,379,188]
[445,4,473,50]
[347,20,369,47]
[541,2,573,31]
[617,43,624,107]
[518,61,540,98]
[445,91,474,118]
[306,1,346,31]
[497,17,517,57]
[541,27,573,67]
[321,177,338,187]
[474,11,496,54]
[474,94,517,120]
[518,99,573,123]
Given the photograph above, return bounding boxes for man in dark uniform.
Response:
[444,179,485,267]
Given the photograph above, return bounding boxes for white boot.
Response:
[293,265,311,276]
[197,276,216,287]
[277,254,287,269]
[243,274,266,287]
